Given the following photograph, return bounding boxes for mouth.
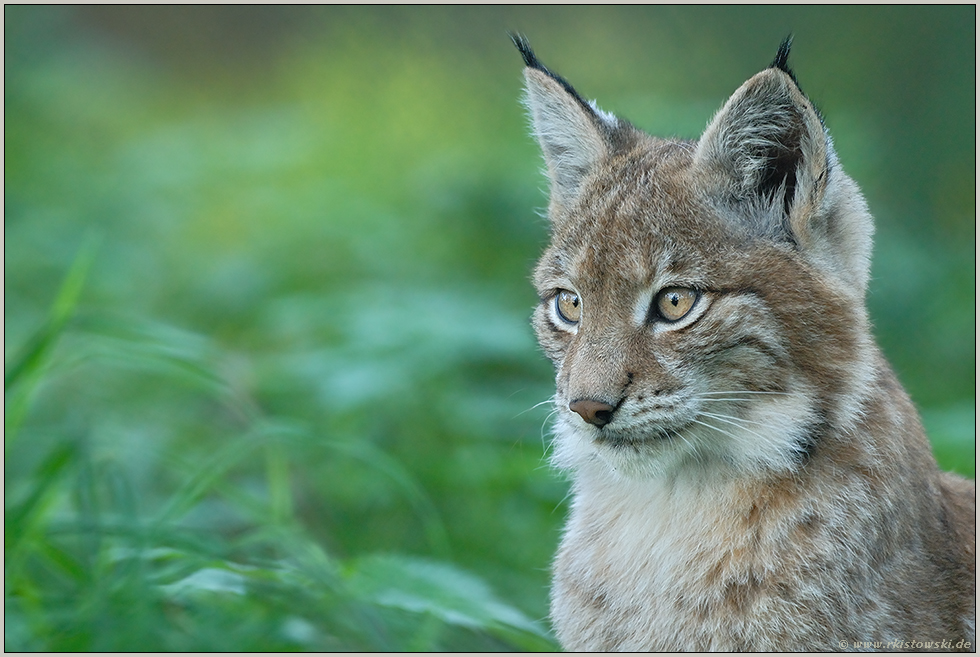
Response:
[592,421,688,448]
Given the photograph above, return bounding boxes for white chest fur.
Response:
[550,465,819,651]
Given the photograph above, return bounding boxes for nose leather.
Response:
[569,399,615,427]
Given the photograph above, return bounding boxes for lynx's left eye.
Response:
[655,287,699,322]
[555,289,581,324]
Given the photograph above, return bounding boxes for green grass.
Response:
[5,255,557,651]
[5,6,974,651]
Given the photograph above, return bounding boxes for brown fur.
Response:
[515,37,975,651]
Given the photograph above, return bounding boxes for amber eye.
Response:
[555,290,582,324]
[655,287,698,322]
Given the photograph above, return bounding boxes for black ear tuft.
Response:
[509,32,540,69]
[770,35,793,73]
[509,32,596,116]
[769,35,802,91]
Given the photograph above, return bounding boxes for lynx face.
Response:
[533,143,870,479]
[516,36,875,481]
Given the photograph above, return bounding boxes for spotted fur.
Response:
[514,35,976,651]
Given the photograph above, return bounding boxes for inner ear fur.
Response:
[695,68,828,226]
[694,68,873,292]
[522,67,613,208]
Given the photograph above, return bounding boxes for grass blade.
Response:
[4,236,99,445]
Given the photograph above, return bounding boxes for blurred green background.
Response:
[5,6,974,651]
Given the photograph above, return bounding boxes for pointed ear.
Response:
[695,67,828,223]
[513,34,623,207]
[694,67,873,291]
[523,68,618,206]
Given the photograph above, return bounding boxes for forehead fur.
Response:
[537,137,751,291]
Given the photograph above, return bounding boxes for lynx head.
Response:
[513,35,876,480]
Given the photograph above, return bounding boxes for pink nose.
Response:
[569,399,615,427]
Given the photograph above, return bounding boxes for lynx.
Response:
[512,35,976,652]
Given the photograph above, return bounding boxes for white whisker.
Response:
[690,417,738,441]
[697,390,790,396]
[516,396,559,417]
[671,427,697,453]
[540,407,560,453]
[700,411,777,429]
[696,412,771,444]
[552,484,575,515]
[532,397,559,410]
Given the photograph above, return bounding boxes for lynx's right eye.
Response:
[655,287,699,322]
[555,290,581,324]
